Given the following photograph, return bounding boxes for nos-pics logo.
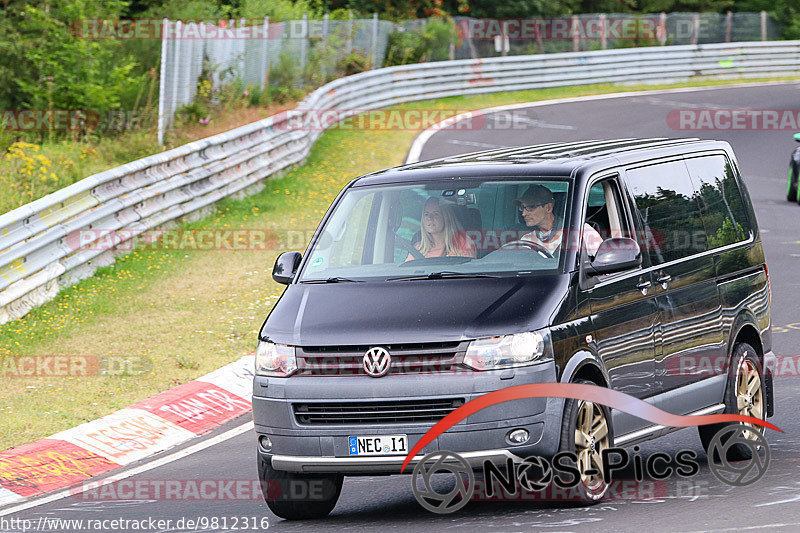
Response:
[411,424,770,515]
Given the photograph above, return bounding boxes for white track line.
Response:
[0,421,254,517]
[404,80,800,164]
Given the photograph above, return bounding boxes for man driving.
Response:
[513,184,603,257]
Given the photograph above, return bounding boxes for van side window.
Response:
[625,160,708,265]
[685,155,751,248]
[585,180,629,240]
[584,179,631,259]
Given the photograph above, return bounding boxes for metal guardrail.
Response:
[1,41,798,324]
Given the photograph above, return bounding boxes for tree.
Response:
[0,0,141,125]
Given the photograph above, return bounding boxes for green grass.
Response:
[0,75,798,451]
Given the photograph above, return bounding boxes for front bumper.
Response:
[252,362,564,474]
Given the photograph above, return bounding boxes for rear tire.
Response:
[258,454,343,520]
[558,379,613,502]
[787,169,797,202]
[698,342,765,461]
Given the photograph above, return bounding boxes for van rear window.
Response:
[685,155,751,249]
[626,160,708,265]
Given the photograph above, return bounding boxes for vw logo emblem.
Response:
[363,347,391,378]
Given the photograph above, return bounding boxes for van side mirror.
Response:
[794,132,800,142]
[273,252,302,285]
[590,238,642,275]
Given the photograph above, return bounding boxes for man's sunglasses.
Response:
[518,203,545,213]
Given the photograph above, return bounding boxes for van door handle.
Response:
[656,274,672,288]
[636,280,652,295]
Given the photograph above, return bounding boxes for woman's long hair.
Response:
[418,198,463,257]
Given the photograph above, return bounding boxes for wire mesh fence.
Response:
[157,11,781,142]
[157,16,394,142]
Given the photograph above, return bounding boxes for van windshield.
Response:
[298,179,572,282]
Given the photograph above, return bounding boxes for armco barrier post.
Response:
[347,12,354,55]
[261,16,270,96]
[170,20,182,125]
[300,14,308,74]
[600,14,607,50]
[371,13,379,68]
[157,18,169,145]
[572,15,580,52]
[725,12,732,43]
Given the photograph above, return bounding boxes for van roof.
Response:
[352,137,730,186]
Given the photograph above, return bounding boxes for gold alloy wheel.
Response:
[736,357,764,440]
[574,400,610,491]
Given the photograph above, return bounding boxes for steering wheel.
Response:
[499,239,554,258]
[396,234,425,260]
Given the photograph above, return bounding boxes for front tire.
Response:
[258,454,343,520]
[698,342,765,461]
[559,379,612,502]
[787,167,798,202]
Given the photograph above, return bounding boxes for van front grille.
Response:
[293,398,465,425]
[295,341,468,376]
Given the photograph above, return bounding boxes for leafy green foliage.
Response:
[707,216,746,248]
[734,0,800,39]
[385,18,458,66]
[240,0,323,20]
[337,53,369,75]
[0,0,142,120]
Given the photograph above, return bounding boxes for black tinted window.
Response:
[685,155,750,248]
[626,160,708,265]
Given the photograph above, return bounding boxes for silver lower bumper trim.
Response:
[270,449,520,474]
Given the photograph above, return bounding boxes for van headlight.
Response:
[255,340,298,377]
[463,329,553,371]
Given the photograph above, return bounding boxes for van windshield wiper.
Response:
[387,271,500,281]
[300,277,364,284]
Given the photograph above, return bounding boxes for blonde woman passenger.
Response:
[406,198,477,260]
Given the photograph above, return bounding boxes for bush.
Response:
[385,26,426,65]
[421,18,458,61]
[176,101,211,125]
[247,85,265,107]
[240,0,323,20]
[337,53,370,76]
[266,50,306,102]
[384,18,458,66]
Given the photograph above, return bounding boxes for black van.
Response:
[253,138,775,519]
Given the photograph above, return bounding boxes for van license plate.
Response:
[348,435,408,456]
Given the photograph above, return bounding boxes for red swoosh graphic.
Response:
[401,383,781,472]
